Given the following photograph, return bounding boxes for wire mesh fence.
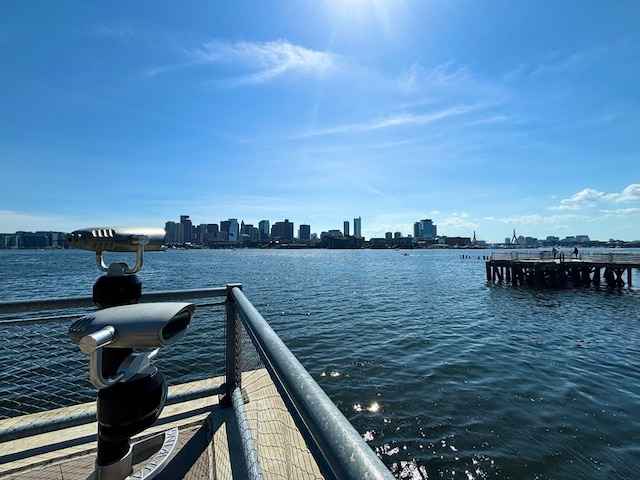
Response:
[0,302,226,421]
[235,316,324,480]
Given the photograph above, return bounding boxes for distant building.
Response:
[164,221,178,243]
[258,220,270,242]
[240,222,258,243]
[385,232,392,240]
[299,224,311,241]
[353,217,362,237]
[227,219,239,242]
[271,219,294,242]
[180,215,192,243]
[207,224,219,242]
[343,221,350,237]
[414,219,437,239]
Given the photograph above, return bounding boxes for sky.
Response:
[1,1,639,243]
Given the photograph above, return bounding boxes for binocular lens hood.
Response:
[69,302,195,349]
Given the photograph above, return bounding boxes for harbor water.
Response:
[1,248,639,479]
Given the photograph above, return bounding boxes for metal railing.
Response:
[490,250,640,264]
[0,285,393,480]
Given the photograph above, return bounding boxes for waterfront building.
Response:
[415,219,437,239]
[220,220,230,241]
[271,219,294,242]
[164,221,178,244]
[343,221,350,237]
[207,224,219,241]
[258,220,270,242]
[299,224,311,241]
[227,219,239,242]
[240,222,259,243]
[385,232,392,240]
[180,215,193,243]
[353,217,362,237]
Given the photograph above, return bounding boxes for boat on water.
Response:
[0,228,393,480]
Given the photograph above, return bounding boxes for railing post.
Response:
[221,283,243,408]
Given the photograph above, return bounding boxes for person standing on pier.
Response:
[573,247,579,259]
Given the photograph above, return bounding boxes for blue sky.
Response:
[1,1,639,242]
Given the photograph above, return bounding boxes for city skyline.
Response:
[1,2,639,243]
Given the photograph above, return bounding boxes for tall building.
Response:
[220,220,230,241]
[299,224,311,241]
[227,218,239,242]
[415,219,437,239]
[180,215,192,243]
[164,221,178,244]
[207,224,219,242]
[343,221,350,237]
[258,220,270,242]
[271,219,294,242]
[353,217,362,237]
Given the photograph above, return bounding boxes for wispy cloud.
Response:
[295,104,479,139]
[399,60,470,93]
[498,214,582,226]
[504,45,607,83]
[177,39,337,84]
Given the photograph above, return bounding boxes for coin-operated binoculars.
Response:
[67,227,195,479]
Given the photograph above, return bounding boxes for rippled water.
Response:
[1,248,639,479]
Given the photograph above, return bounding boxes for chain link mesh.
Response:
[0,303,225,420]
[236,316,324,480]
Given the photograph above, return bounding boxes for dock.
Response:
[486,251,640,288]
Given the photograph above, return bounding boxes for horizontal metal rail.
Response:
[0,287,229,315]
[491,250,640,265]
[230,286,394,480]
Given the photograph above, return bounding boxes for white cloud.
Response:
[498,214,581,226]
[558,184,640,208]
[560,188,605,205]
[548,204,580,211]
[296,104,479,138]
[440,212,478,230]
[188,39,337,83]
[608,184,640,203]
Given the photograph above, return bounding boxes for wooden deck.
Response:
[0,369,323,480]
[486,253,640,288]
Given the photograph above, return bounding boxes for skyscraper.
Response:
[258,220,270,242]
[228,218,239,242]
[271,219,294,241]
[416,219,437,239]
[353,217,362,237]
[180,215,192,243]
[343,221,350,237]
[299,224,311,241]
